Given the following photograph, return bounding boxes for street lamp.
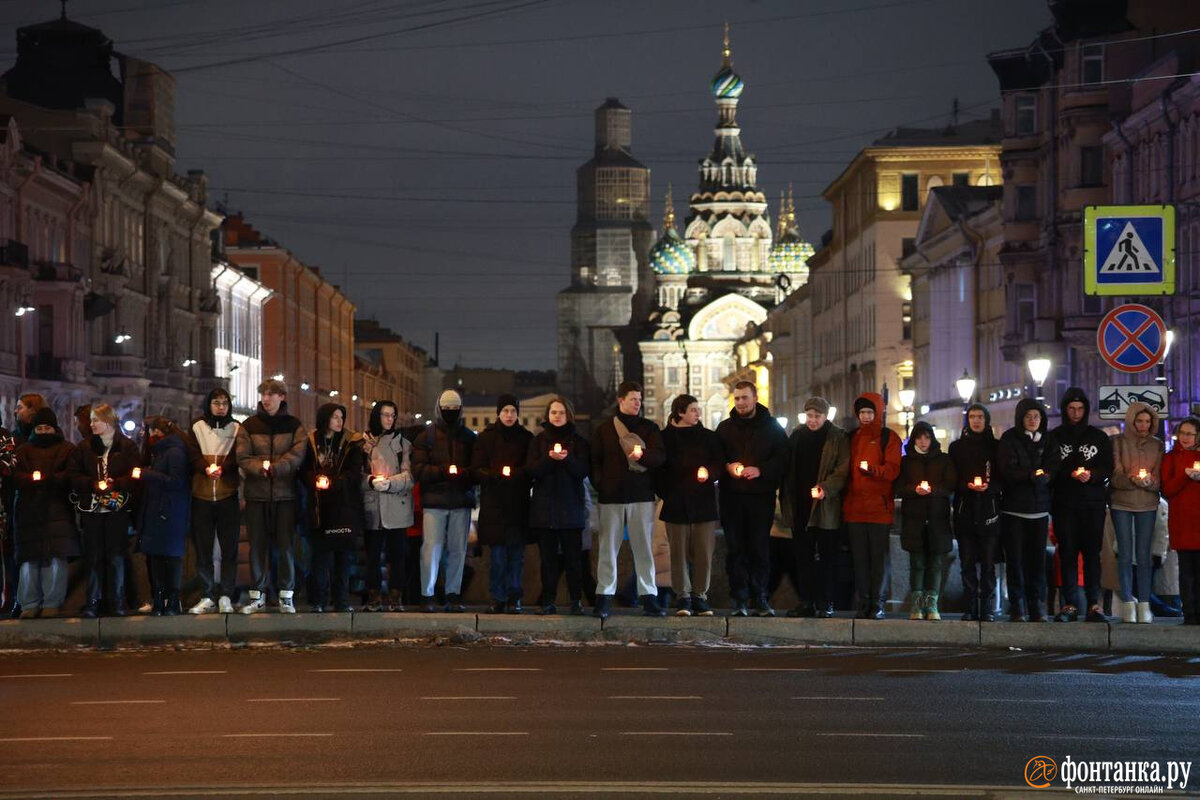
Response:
[898,388,915,437]
[956,369,976,428]
[1027,355,1051,404]
[827,405,837,423]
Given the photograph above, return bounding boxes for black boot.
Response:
[640,594,666,617]
[80,599,100,619]
[593,594,612,620]
[150,590,165,617]
[164,594,181,616]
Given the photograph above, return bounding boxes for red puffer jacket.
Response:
[1161,446,1200,551]
[842,393,902,525]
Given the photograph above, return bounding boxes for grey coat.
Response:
[362,430,414,530]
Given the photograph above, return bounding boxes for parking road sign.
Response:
[1084,205,1175,296]
[1097,304,1167,374]
[1097,385,1169,420]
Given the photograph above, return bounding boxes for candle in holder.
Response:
[918,480,931,493]
[1193,460,1200,471]
[631,444,643,459]
[261,460,271,473]
[1073,466,1086,478]
[502,466,511,477]
[973,476,983,488]
[1035,468,1045,477]
[97,479,108,492]
[31,470,41,482]
[734,464,745,477]
[696,466,709,482]
[131,467,142,479]
[315,475,330,490]
[859,460,869,471]
[373,474,385,485]
[1137,468,1148,480]
[552,442,563,455]
[448,464,458,476]
[810,486,820,499]
[206,463,221,477]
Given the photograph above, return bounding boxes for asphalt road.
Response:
[0,644,1197,798]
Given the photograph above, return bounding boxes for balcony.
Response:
[0,240,29,269]
[92,353,146,377]
[31,261,83,283]
[25,355,86,383]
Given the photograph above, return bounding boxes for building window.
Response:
[1081,146,1104,187]
[1081,44,1104,86]
[1015,94,1036,135]
[952,172,970,187]
[1016,283,1036,334]
[901,301,912,340]
[901,174,919,211]
[1015,185,1038,221]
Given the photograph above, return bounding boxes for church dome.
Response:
[650,227,695,275]
[768,190,814,273]
[710,65,744,99]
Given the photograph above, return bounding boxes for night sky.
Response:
[1,0,1050,370]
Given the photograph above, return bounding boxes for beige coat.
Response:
[1109,402,1165,512]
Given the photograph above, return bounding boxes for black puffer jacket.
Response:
[715,403,790,495]
[1044,387,1113,508]
[948,403,1001,529]
[894,422,955,554]
[13,432,80,561]
[590,412,665,504]
[411,403,477,510]
[527,422,591,530]
[997,398,1052,515]
[470,421,533,546]
[658,422,723,524]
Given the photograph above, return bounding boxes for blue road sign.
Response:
[1084,205,1176,296]
[1097,304,1167,374]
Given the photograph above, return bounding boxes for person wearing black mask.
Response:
[303,403,365,613]
[185,388,242,614]
[948,403,1002,621]
[361,400,414,612]
[12,408,78,618]
[996,398,1052,622]
[780,396,849,618]
[471,393,533,614]
[1044,388,1114,623]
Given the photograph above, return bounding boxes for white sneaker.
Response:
[137,602,154,614]
[241,592,267,614]
[217,596,234,614]
[189,598,217,615]
[1120,597,1137,624]
[1137,601,1153,624]
[278,590,296,614]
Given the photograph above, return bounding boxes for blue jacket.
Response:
[138,434,190,557]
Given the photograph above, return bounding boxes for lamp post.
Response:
[955,368,976,428]
[1027,354,1051,405]
[898,388,915,437]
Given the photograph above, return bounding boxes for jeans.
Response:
[847,522,890,610]
[1054,503,1106,609]
[311,549,350,607]
[1002,514,1048,615]
[488,544,525,602]
[666,521,716,600]
[245,500,297,594]
[1110,508,1156,603]
[720,493,775,602]
[536,528,584,605]
[17,558,67,610]
[192,496,240,601]
[596,502,657,597]
[81,510,129,605]
[421,508,471,597]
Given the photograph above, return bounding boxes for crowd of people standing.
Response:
[1,376,1198,626]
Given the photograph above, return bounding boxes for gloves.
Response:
[372,476,389,493]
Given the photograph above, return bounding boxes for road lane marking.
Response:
[1030,735,1153,742]
[246,697,339,703]
[792,696,884,701]
[975,698,1056,704]
[70,700,166,705]
[223,733,333,738]
[423,731,529,736]
[733,668,812,672]
[608,695,702,700]
[453,668,542,672]
[143,670,227,675]
[601,667,669,671]
[309,668,404,673]
[621,731,732,736]
[421,696,516,701]
[0,673,73,679]
[881,669,959,673]
[818,733,926,738]
[0,736,113,742]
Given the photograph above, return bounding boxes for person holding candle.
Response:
[527,396,591,615]
[236,378,308,614]
[842,393,903,619]
[137,417,191,616]
[302,404,365,613]
[948,403,1002,622]
[412,389,477,613]
[184,388,242,615]
[894,421,956,620]
[2,393,45,617]
[590,381,667,619]
[470,394,533,614]
[68,403,140,618]
[1108,401,1164,624]
[780,396,849,619]
[659,394,724,617]
[996,398,1053,621]
[1043,388,1114,623]
[361,400,413,612]
[1162,417,1200,625]
[11,408,77,618]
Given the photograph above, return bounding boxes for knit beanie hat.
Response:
[853,396,875,415]
[803,396,830,416]
[438,389,462,410]
[496,393,519,415]
[32,407,59,429]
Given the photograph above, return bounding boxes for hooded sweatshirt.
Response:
[997,398,1051,516]
[1045,387,1113,508]
[948,402,1001,527]
[1109,401,1164,512]
[842,392,903,525]
[894,421,955,553]
[411,393,477,509]
[187,388,242,502]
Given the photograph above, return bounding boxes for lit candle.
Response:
[696,466,709,482]
[810,486,820,499]
[131,467,142,479]
[918,480,931,493]
[315,475,330,490]
[553,442,563,455]
[97,479,108,492]
[373,474,385,484]
[448,464,458,476]
[1073,466,1086,478]
[1035,469,1045,477]
[206,463,221,477]
[261,460,271,472]
[631,444,643,458]
[1193,461,1200,471]
[859,460,869,471]
[1137,468,1148,480]
[31,470,41,482]
[734,464,745,477]
[502,466,511,477]
[973,476,983,488]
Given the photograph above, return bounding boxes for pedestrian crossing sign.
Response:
[1084,205,1175,296]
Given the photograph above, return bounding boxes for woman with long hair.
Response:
[361,400,413,612]
[303,403,366,612]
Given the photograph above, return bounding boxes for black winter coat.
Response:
[997,430,1051,515]
[948,429,1001,532]
[1044,423,1114,508]
[894,443,956,554]
[658,423,723,524]
[411,418,478,509]
[67,433,142,512]
[527,422,590,530]
[715,403,790,495]
[12,435,79,562]
[137,434,191,558]
[303,431,367,552]
[471,422,533,546]
[590,413,665,504]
